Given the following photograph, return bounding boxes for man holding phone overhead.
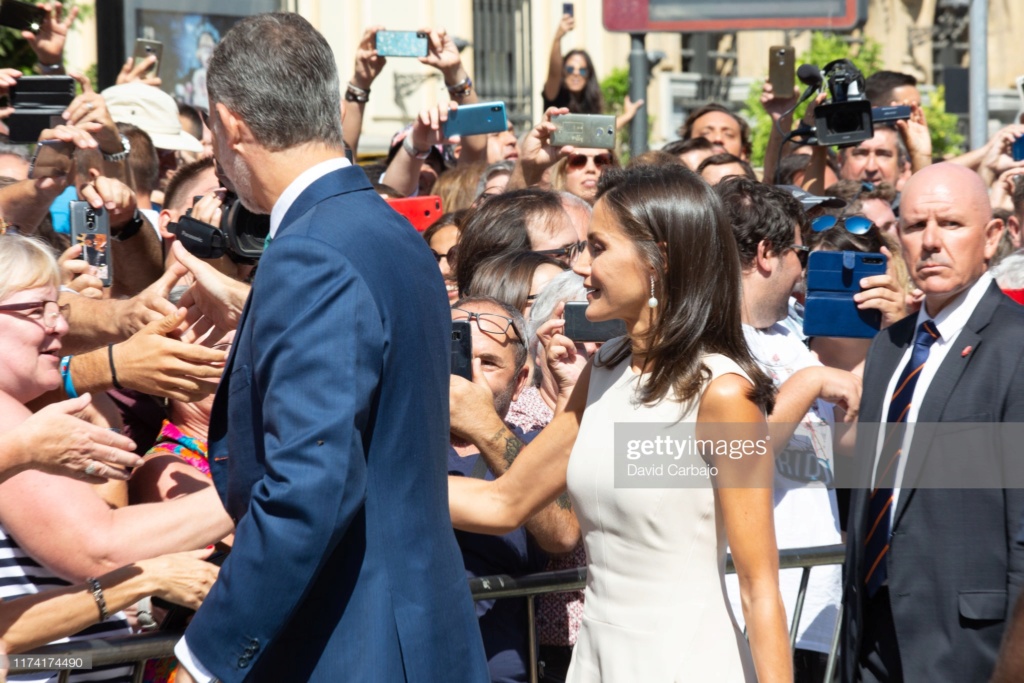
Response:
[173,13,487,683]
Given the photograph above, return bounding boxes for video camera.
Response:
[168,192,270,264]
[795,60,912,147]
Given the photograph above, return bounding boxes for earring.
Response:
[648,276,658,309]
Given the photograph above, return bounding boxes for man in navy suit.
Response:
[841,162,1024,683]
[173,13,488,682]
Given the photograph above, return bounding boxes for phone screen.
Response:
[375,31,429,58]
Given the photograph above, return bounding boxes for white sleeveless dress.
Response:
[565,345,757,682]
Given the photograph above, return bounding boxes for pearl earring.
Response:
[648,276,658,308]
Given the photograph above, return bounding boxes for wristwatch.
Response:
[102,135,132,163]
[113,210,145,242]
[402,135,431,160]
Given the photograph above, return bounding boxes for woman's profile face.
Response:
[573,199,651,328]
[0,284,67,403]
[428,225,460,300]
[563,53,589,94]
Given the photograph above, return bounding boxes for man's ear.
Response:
[983,217,1005,261]
[157,209,174,240]
[1008,214,1021,249]
[215,102,248,149]
[339,99,346,126]
[755,238,776,274]
[511,364,530,403]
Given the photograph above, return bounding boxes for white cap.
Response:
[101,83,203,153]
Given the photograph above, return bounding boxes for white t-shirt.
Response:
[726,323,842,654]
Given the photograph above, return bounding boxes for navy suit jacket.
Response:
[841,282,1024,683]
[184,166,489,682]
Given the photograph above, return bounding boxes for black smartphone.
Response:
[0,0,48,33]
[803,250,887,339]
[375,30,429,58]
[28,139,74,179]
[132,38,163,78]
[768,46,795,96]
[563,3,574,17]
[7,75,75,143]
[451,320,473,381]
[69,201,112,287]
[563,302,626,342]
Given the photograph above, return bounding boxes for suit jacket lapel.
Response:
[893,282,1002,526]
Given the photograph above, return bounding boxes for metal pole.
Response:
[969,0,988,150]
[629,33,648,158]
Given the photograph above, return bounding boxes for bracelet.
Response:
[345,83,369,103]
[114,209,144,242]
[402,135,431,160]
[87,577,108,621]
[446,76,473,97]
[60,355,78,399]
[107,344,124,391]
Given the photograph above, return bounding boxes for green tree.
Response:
[921,85,964,159]
[0,1,93,77]
[600,66,638,157]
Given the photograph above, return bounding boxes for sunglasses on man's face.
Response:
[567,153,612,170]
[564,66,589,77]
[811,215,873,236]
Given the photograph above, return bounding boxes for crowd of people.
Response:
[0,5,1023,683]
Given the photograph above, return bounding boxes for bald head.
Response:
[902,162,992,225]
[898,163,1003,315]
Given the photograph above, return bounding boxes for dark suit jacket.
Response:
[842,282,1024,683]
[184,166,489,682]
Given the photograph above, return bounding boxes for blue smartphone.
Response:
[443,102,508,139]
[803,250,887,339]
[1013,136,1024,162]
[375,31,429,58]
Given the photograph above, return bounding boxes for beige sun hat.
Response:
[101,83,203,153]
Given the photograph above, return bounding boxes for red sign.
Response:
[603,0,867,33]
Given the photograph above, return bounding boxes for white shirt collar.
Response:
[268,156,352,239]
[915,271,994,341]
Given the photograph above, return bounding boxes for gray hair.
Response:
[0,234,59,302]
[0,142,30,163]
[527,270,587,365]
[207,13,343,151]
[992,252,1024,290]
[475,160,515,199]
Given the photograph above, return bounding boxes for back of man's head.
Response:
[164,156,216,213]
[208,12,343,151]
[715,177,807,268]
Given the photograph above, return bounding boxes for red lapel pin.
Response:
[961,346,972,358]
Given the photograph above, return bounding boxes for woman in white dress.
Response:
[449,165,792,682]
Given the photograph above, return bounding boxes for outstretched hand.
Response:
[172,241,251,332]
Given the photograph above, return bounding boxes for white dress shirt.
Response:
[872,271,995,516]
[174,153,352,683]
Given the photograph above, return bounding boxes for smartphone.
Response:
[70,201,112,287]
[451,320,473,381]
[132,38,163,78]
[7,75,75,143]
[28,139,74,179]
[443,102,508,139]
[386,195,443,232]
[803,250,887,339]
[768,46,795,96]
[563,3,574,17]
[0,0,48,33]
[563,301,626,342]
[375,31,429,58]
[1013,136,1024,163]
[550,113,617,150]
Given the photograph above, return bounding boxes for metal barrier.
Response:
[9,544,846,682]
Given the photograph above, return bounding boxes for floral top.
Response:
[146,420,211,478]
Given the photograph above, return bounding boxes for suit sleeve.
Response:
[183,235,383,682]
[1005,349,1024,608]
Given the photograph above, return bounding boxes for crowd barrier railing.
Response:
[8,544,846,683]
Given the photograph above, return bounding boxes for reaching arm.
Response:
[449,360,591,536]
[343,26,386,158]
[768,366,861,447]
[544,15,573,102]
[699,374,791,683]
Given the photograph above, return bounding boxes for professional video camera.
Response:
[168,192,270,264]
[794,59,912,147]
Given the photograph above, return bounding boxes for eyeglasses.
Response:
[787,244,810,268]
[0,300,69,331]
[567,153,612,170]
[533,240,586,263]
[564,66,589,77]
[452,308,522,341]
[812,215,873,236]
[432,246,458,264]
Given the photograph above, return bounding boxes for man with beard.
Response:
[449,297,575,683]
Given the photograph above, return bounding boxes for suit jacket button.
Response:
[238,656,250,668]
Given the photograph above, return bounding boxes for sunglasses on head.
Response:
[564,66,589,77]
[811,215,873,236]
[567,153,612,170]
